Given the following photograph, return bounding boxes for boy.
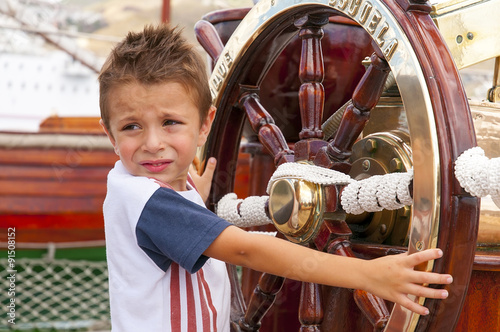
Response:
[99,24,452,331]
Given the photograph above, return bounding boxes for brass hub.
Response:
[268,177,324,244]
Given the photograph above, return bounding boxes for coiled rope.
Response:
[455,147,500,208]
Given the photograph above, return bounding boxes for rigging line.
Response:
[0,22,123,43]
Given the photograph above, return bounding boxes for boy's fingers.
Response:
[201,157,217,180]
[410,271,453,285]
[396,295,430,316]
[406,248,443,267]
[396,285,447,315]
[405,283,449,300]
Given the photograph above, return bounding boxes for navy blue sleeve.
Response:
[135,187,231,273]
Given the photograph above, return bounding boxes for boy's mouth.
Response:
[140,160,171,173]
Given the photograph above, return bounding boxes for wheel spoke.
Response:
[353,290,390,332]
[297,14,329,141]
[194,20,224,62]
[295,14,331,162]
[323,50,391,164]
[325,225,390,331]
[240,92,294,165]
[239,273,286,331]
[299,281,324,331]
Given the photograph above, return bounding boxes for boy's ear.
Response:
[198,106,216,147]
[99,119,118,154]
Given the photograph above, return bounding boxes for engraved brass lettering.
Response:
[348,0,362,16]
[328,0,399,61]
[337,0,349,10]
[217,62,227,77]
[376,21,389,48]
[224,52,233,68]
[358,2,372,24]
[383,39,398,61]
[367,9,382,35]
[210,51,234,99]
[212,74,223,92]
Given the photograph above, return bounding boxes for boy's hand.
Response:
[363,248,453,316]
[189,157,217,202]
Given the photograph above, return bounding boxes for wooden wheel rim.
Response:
[204,0,480,331]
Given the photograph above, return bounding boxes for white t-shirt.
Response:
[103,161,231,331]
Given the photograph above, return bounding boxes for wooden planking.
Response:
[0,178,107,196]
[1,213,104,229]
[39,116,104,134]
[0,164,110,181]
[455,270,500,332]
[0,195,105,214]
[0,144,114,215]
[0,148,118,167]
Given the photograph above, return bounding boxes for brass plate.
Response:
[431,0,500,69]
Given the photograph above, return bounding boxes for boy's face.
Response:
[101,81,215,191]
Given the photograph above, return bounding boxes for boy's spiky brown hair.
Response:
[98,24,212,131]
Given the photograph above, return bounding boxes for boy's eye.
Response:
[163,120,180,126]
[122,124,140,131]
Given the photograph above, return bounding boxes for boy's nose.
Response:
[142,129,165,153]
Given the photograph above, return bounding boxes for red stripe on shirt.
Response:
[185,270,197,332]
[198,268,218,331]
[196,272,211,331]
[170,263,181,331]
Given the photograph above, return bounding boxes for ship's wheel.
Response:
[195,0,480,331]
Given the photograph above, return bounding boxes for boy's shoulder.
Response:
[106,161,203,208]
[107,161,161,201]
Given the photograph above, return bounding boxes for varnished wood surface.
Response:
[0,147,117,166]
[0,215,106,243]
[472,250,500,272]
[39,116,104,134]
[455,269,500,332]
[0,137,116,243]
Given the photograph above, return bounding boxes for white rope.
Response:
[266,162,353,193]
[216,193,272,227]
[455,147,500,208]
[217,163,414,224]
[341,170,413,215]
[268,162,412,215]
[217,147,500,225]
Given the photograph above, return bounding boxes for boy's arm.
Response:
[203,225,451,316]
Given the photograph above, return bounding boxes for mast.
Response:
[161,0,170,23]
